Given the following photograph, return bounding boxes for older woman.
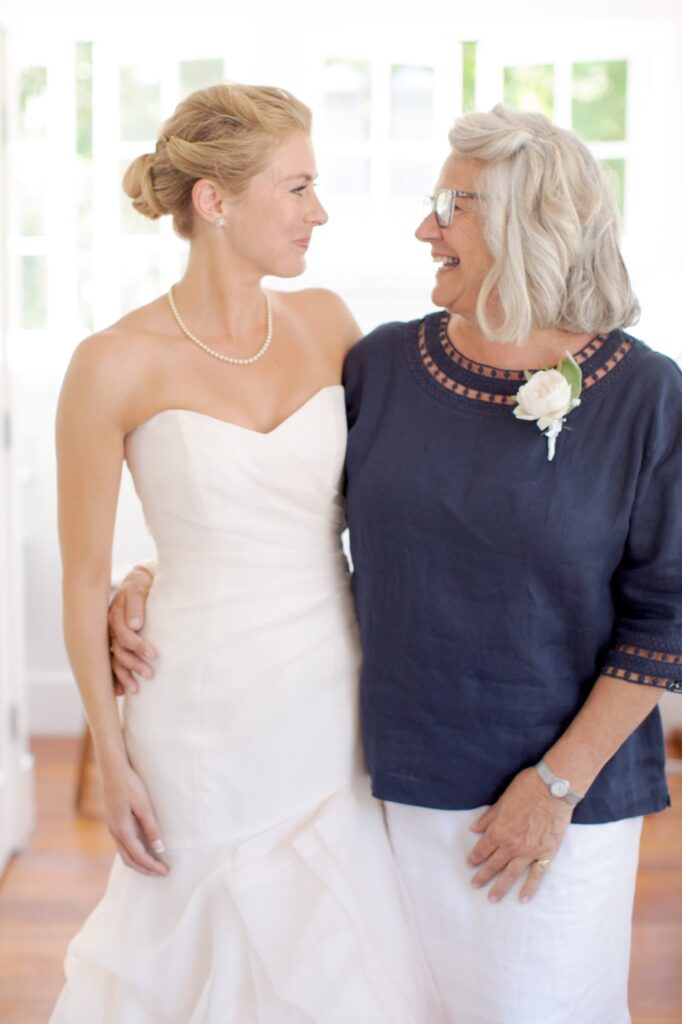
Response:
[111,105,682,1023]
[343,105,682,1022]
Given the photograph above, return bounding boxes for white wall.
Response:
[4,0,682,734]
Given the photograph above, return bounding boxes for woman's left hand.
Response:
[467,766,574,902]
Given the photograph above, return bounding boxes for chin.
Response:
[267,256,307,280]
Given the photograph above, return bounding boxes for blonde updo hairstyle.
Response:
[448,104,639,343]
[123,83,312,239]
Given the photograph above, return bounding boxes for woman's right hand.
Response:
[101,757,169,876]
[109,566,157,695]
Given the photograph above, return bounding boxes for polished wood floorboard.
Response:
[0,738,680,1023]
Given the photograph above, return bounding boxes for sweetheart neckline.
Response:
[128,385,345,440]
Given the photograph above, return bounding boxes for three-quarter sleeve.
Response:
[603,355,682,693]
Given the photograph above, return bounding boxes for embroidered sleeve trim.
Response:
[604,665,682,693]
[615,643,682,665]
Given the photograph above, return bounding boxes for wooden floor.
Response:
[0,739,680,1023]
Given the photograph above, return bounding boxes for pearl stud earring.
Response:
[215,217,225,228]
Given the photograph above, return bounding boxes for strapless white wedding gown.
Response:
[50,387,436,1023]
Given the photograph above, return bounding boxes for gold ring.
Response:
[535,857,552,872]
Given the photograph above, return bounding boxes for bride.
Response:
[51,83,434,1022]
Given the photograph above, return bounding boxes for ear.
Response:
[191,179,229,227]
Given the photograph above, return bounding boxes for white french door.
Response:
[0,25,34,879]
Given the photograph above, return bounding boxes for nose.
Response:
[307,192,329,227]
[415,211,439,242]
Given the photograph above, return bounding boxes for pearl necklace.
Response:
[167,287,273,366]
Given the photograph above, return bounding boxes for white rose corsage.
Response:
[512,352,582,462]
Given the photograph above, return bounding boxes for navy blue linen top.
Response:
[343,312,682,824]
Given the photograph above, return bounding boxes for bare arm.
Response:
[467,676,661,902]
[57,337,167,876]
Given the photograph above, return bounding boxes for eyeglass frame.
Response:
[424,188,484,228]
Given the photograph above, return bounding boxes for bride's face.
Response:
[225,131,328,278]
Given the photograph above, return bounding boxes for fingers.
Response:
[112,658,139,696]
[467,830,498,867]
[109,817,168,877]
[519,858,552,904]
[468,807,492,834]
[135,803,167,860]
[111,636,154,678]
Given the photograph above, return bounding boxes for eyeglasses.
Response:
[423,188,483,228]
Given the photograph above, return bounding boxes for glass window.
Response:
[504,64,554,117]
[120,64,161,142]
[76,42,93,158]
[21,255,48,329]
[462,42,477,113]
[19,67,48,140]
[322,156,370,195]
[572,61,627,141]
[19,168,47,236]
[601,158,625,217]
[121,250,161,312]
[390,159,432,197]
[322,60,371,143]
[390,65,434,143]
[180,59,225,98]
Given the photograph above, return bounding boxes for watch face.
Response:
[550,778,570,798]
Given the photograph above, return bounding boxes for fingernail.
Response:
[129,617,142,629]
[488,893,499,903]
[471,879,483,888]
[141,667,152,679]
[520,896,530,904]
[145,648,156,659]
[152,838,166,854]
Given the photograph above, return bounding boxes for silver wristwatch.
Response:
[534,759,583,806]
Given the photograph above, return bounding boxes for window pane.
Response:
[322,60,371,143]
[19,67,48,140]
[180,59,224,98]
[572,61,627,141]
[21,255,48,329]
[121,251,161,311]
[322,157,370,195]
[504,65,554,117]
[19,165,47,235]
[390,66,434,143]
[462,42,477,113]
[76,42,93,158]
[390,160,432,197]
[120,65,161,142]
[601,158,625,217]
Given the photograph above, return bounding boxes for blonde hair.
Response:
[123,83,312,238]
[448,104,639,343]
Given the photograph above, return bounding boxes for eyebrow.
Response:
[280,173,318,183]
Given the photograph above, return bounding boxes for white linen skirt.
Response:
[384,802,643,1024]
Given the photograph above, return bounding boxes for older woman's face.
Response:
[416,154,494,327]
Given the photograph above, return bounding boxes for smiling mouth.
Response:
[433,255,460,268]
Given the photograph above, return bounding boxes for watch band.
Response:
[534,759,583,806]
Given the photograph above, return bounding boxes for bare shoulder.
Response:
[61,296,169,427]
[275,288,362,358]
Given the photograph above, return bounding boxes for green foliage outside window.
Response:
[572,61,627,141]
[504,64,554,118]
[461,42,476,112]
[180,60,225,99]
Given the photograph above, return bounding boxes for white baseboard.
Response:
[28,671,84,736]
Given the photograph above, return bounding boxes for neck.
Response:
[172,236,268,351]
[447,314,594,370]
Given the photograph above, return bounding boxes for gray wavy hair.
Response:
[448,104,639,343]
